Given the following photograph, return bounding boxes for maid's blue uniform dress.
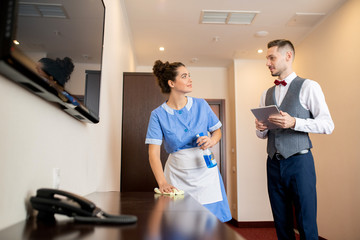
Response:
[145,96,232,222]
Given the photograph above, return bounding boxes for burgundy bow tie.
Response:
[274,79,287,86]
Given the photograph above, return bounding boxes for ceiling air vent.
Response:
[200,10,259,25]
[19,2,68,18]
[287,13,326,27]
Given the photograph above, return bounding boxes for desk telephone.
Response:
[30,188,137,224]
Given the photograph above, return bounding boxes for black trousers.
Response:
[267,151,318,240]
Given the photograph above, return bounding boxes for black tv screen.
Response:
[0,0,105,123]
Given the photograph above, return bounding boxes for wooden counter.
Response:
[0,191,245,240]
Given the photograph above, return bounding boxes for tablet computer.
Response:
[251,105,281,129]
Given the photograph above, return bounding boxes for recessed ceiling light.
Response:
[257,49,263,53]
[191,58,199,63]
[13,40,20,45]
[255,31,269,37]
[213,36,220,42]
[159,47,165,51]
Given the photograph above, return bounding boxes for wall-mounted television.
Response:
[0,0,105,123]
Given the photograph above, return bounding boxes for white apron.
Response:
[164,147,222,205]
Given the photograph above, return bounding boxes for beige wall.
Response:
[233,59,273,221]
[232,0,360,238]
[136,65,228,99]
[294,0,360,238]
[0,0,135,230]
[135,66,228,99]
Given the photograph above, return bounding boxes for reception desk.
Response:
[0,191,245,240]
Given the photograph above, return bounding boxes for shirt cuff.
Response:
[145,138,162,145]
[209,121,222,132]
[293,117,303,131]
[256,129,268,139]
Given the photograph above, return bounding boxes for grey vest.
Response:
[265,77,313,158]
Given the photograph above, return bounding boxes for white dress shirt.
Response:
[256,72,334,139]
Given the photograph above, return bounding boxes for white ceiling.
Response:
[123,0,348,67]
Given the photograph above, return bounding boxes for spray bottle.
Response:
[196,132,217,168]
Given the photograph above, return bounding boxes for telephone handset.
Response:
[30,188,137,224]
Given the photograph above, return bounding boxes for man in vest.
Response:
[255,39,334,240]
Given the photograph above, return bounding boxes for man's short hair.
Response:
[267,39,295,57]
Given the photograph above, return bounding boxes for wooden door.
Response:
[121,73,167,192]
[121,73,226,192]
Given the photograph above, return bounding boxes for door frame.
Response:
[206,99,226,189]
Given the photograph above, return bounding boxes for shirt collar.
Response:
[162,96,193,115]
[282,72,297,85]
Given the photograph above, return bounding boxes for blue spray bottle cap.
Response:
[196,132,206,137]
